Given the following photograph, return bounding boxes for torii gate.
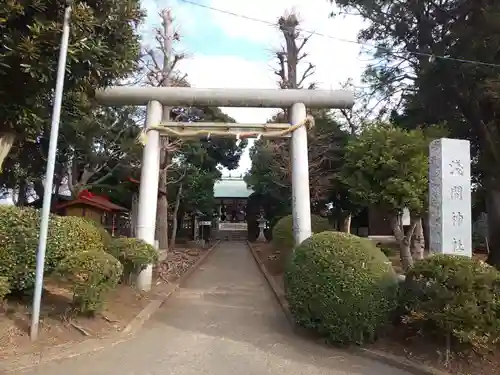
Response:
[95,87,354,290]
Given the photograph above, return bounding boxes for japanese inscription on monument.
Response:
[429,138,472,257]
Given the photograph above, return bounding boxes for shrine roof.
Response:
[55,190,128,212]
[214,177,253,198]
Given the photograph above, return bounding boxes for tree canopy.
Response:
[0,2,245,223]
[0,0,145,201]
[330,0,500,264]
[0,0,144,139]
[340,125,428,216]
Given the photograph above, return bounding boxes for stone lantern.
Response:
[257,215,267,242]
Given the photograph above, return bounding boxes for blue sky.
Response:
[141,0,269,65]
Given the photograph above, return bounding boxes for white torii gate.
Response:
[95,87,354,290]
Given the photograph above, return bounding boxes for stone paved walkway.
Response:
[19,242,410,375]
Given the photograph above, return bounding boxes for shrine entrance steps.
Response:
[215,229,248,241]
[215,222,248,241]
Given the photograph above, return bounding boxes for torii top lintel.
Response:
[94,87,354,109]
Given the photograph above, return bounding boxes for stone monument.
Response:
[429,138,472,257]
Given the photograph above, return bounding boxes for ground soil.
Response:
[0,245,205,360]
[251,241,500,375]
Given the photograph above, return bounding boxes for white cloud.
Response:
[207,0,366,88]
[178,55,279,123]
[142,0,368,173]
[175,0,366,123]
[140,0,207,39]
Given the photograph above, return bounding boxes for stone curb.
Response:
[246,241,450,375]
[246,241,295,327]
[0,241,220,374]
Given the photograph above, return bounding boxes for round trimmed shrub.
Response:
[56,250,123,314]
[401,255,500,351]
[285,231,398,344]
[0,206,106,292]
[272,214,332,265]
[106,237,158,282]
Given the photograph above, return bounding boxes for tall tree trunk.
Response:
[486,188,500,267]
[422,212,430,250]
[0,133,15,173]
[410,218,425,260]
[16,180,27,206]
[34,180,44,202]
[389,214,417,272]
[156,164,168,249]
[169,183,183,249]
[130,193,139,237]
[341,212,352,233]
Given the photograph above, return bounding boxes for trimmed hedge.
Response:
[56,250,123,314]
[80,218,113,247]
[285,231,398,344]
[0,276,10,300]
[48,215,105,264]
[272,214,332,266]
[106,237,158,283]
[0,206,105,292]
[401,255,500,352]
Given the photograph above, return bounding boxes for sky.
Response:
[141,0,367,175]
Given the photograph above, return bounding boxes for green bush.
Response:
[272,214,332,265]
[0,276,10,300]
[285,231,398,345]
[80,218,113,247]
[56,250,123,314]
[401,255,500,352]
[0,206,43,291]
[0,206,105,292]
[375,243,398,258]
[48,215,106,266]
[106,237,158,281]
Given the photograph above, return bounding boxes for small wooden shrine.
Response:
[55,190,128,235]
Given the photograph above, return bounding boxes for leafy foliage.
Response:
[160,106,246,226]
[0,0,144,136]
[401,255,500,352]
[0,276,10,300]
[271,214,332,267]
[245,13,355,225]
[63,106,145,197]
[246,110,351,224]
[0,206,104,291]
[340,124,429,215]
[56,250,122,314]
[80,217,113,246]
[106,237,158,282]
[330,0,500,264]
[0,0,145,205]
[285,231,398,344]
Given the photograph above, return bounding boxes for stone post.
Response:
[429,138,472,257]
